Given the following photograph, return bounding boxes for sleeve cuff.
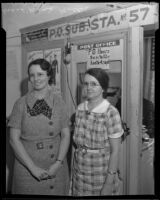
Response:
[108,130,124,139]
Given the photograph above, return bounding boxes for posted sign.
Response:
[48,4,158,40]
[78,40,120,69]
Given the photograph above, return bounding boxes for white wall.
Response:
[6,38,22,117]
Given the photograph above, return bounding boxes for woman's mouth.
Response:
[35,82,41,86]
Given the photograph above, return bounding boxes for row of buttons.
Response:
[37,120,55,190]
[49,175,56,190]
[49,120,54,138]
[50,148,56,190]
[49,121,54,136]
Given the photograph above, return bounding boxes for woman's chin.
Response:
[33,86,43,91]
[86,95,93,100]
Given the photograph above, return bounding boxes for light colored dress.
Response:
[72,99,123,196]
[8,89,69,195]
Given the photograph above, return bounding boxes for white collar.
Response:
[78,99,110,113]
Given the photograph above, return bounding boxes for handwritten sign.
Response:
[88,47,110,69]
[76,40,120,68]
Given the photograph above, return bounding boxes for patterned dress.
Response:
[8,89,69,195]
[72,99,123,196]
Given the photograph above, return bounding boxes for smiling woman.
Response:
[8,58,70,195]
[28,60,51,91]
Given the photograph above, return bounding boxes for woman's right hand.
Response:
[30,165,49,181]
[101,183,113,195]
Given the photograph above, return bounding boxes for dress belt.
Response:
[76,145,106,154]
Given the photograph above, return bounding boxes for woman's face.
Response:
[83,74,103,101]
[29,64,49,91]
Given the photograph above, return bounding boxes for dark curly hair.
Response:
[28,58,54,85]
[85,68,109,98]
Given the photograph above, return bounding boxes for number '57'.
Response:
[129,7,149,22]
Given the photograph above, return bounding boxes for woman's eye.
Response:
[38,73,44,76]
[29,74,34,78]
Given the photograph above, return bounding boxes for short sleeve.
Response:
[58,96,69,129]
[106,105,124,138]
[8,97,25,129]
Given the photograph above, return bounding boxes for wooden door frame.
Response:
[69,29,130,194]
[127,26,144,194]
[67,27,143,194]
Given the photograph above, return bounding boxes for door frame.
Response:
[127,26,144,194]
[67,27,143,194]
[69,29,130,194]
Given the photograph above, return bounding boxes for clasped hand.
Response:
[31,162,61,181]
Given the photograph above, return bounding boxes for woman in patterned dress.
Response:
[71,68,124,196]
[8,58,70,195]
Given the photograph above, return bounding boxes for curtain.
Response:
[140,37,155,195]
[143,37,155,104]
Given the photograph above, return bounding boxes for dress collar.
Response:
[78,99,110,113]
[26,88,54,108]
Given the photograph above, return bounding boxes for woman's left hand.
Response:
[101,184,113,195]
[48,162,61,178]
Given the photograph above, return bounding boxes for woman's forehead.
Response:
[84,74,99,82]
[29,64,45,73]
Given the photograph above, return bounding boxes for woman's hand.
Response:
[30,165,49,181]
[101,183,113,195]
[48,161,61,178]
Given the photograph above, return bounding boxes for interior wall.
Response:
[6,35,22,193]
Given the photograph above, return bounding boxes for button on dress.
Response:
[8,90,69,195]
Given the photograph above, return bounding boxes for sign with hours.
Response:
[78,40,120,69]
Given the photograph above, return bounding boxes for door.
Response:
[139,36,155,194]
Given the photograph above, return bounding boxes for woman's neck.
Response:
[87,96,104,110]
[33,86,50,99]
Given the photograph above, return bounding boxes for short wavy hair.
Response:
[28,58,54,85]
[85,68,109,97]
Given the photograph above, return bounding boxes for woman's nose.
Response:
[34,75,39,81]
[87,84,92,89]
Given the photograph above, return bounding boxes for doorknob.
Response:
[121,121,130,142]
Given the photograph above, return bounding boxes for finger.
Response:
[36,176,41,181]
[40,172,49,180]
[40,173,46,180]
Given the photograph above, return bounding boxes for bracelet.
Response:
[56,159,64,165]
[107,170,117,175]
